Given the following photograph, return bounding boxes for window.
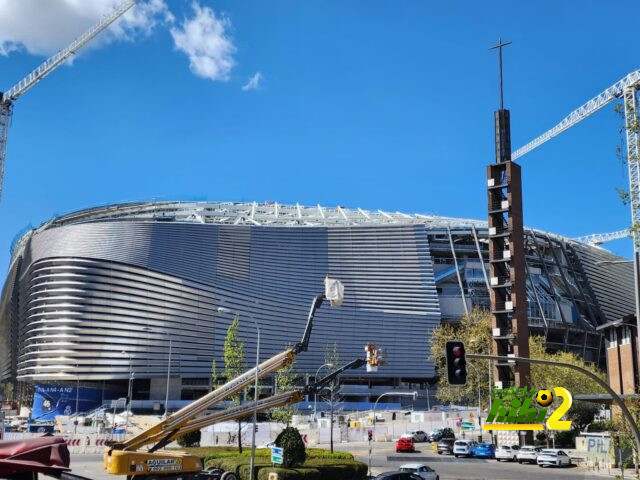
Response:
[621,327,631,345]
[610,329,618,348]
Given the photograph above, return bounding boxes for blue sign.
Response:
[271,446,283,464]
[32,384,104,421]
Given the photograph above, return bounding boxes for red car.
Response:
[396,436,416,453]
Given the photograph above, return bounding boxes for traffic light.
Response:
[445,340,467,386]
[368,430,373,442]
[254,424,259,433]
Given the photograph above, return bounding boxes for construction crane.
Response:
[0,0,137,202]
[511,69,640,252]
[574,229,630,247]
[512,69,640,329]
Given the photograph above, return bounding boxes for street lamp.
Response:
[73,373,80,435]
[217,305,261,480]
[122,351,133,438]
[143,327,172,419]
[313,363,334,420]
[368,391,418,476]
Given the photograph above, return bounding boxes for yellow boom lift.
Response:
[103,286,370,480]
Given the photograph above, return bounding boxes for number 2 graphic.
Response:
[546,387,573,430]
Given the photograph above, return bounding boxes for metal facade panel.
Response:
[6,221,440,381]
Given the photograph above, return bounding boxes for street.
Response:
[334,441,607,479]
[64,444,611,480]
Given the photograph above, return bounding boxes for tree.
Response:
[430,308,493,410]
[323,343,341,453]
[275,426,306,467]
[567,400,600,432]
[177,429,201,448]
[224,314,246,452]
[270,352,298,425]
[211,359,220,391]
[430,309,606,411]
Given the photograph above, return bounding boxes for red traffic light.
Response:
[453,346,464,357]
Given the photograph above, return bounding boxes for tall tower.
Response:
[487,39,530,391]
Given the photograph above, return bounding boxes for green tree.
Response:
[567,400,600,432]
[224,314,246,452]
[430,308,493,410]
[177,429,201,448]
[211,359,220,390]
[323,342,341,453]
[271,348,298,425]
[430,309,606,411]
[275,426,306,467]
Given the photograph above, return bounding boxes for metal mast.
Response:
[0,0,137,201]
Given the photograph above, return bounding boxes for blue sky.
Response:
[0,0,637,274]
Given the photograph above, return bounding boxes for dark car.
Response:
[374,472,423,480]
[429,427,455,442]
[437,438,455,455]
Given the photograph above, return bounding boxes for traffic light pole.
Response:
[467,353,640,455]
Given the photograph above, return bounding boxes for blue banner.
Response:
[32,384,103,421]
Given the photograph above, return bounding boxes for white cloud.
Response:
[0,0,172,57]
[170,2,235,82]
[242,72,263,91]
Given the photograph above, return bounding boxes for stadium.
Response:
[0,201,634,410]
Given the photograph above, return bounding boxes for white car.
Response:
[403,431,429,442]
[537,449,572,467]
[400,463,439,480]
[517,445,542,464]
[453,440,475,458]
[495,444,519,461]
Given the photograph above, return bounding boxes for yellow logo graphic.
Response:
[483,386,572,431]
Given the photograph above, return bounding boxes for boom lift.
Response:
[104,286,366,479]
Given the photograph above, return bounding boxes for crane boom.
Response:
[512,70,640,160]
[0,0,137,202]
[573,229,630,246]
[2,0,136,103]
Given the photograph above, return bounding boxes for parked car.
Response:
[517,445,542,464]
[436,438,455,455]
[453,440,476,457]
[495,444,520,461]
[536,449,572,467]
[396,436,416,453]
[399,463,439,480]
[404,430,429,442]
[472,442,495,459]
[429,427,455,442]
[374,472,423,480]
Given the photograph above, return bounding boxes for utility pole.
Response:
[487,38,531,443]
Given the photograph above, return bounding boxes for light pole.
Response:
[142,327,173,418]
[368,391,417,476]
[74,373,80,435]
[217,306,261,480]
[313,363,333,421]
[122,351,133,438]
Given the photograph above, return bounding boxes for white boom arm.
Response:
[573,229,630,247]
[2,0,136,103]
[512,70,640,159]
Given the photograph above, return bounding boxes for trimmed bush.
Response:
[275,427,306,467]
[177,430,201,448]
[202,455,366,480]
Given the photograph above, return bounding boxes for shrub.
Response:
[275,427,306,467]
[177,430,201,448]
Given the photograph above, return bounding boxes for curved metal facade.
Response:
[0,201,634,388]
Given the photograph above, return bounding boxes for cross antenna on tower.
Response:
[489,37,512,110]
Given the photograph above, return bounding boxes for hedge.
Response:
[202,456,366,480]
[180,447,352,461]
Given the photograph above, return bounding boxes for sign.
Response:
[32,384,104,421]
[461,421,475,431]
[271,446,283,465]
